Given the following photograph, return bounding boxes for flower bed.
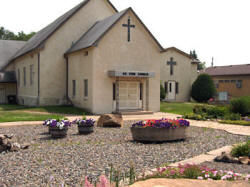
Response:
[150,164,250,181]
[43,119,71,138]
[73,118,95,134]
[131,119,190,142]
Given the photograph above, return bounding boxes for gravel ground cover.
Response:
[0,121,248,186]
[200,161,250,174]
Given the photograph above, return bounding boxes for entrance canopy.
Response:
[108,70,155,78]
[0,71,16,83]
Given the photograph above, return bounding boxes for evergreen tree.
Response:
[0,27,35,41]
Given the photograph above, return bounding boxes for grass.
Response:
[0,111,63,123]
[160,102,199,115]
[0,104,89,115]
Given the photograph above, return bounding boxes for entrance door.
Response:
[0,88,6,104]
[119,81,140,110]
[168,81,176,100]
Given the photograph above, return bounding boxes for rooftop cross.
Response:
[167,57,177,75]
[122,17,135,42]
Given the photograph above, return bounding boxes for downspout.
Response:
[37,52,40,105]
[64,55,70,104]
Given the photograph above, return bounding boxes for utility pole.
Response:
[211,57,214,67]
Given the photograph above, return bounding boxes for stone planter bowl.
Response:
[130,127,188,142]
[49,126,68,138]
[78,126,94,134]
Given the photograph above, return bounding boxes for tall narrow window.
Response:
[176,82,179,94]
[164,82,168,93]
[113,83,116,101]
[30,64,34,85]
[72,80,76,96]
[169,83,172,92]
[84,79,88,97]
[140,83,143,100]
[17,69,20,86]
[23,67,26,86]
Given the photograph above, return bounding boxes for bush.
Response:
[193,105,227,119]
[183,113,206,121]
[160,84,166,100]
[230,98,248,116]
[231,140,250,157]
[219,120,250,126]
[191,74,216,103]
[223,113,241,121]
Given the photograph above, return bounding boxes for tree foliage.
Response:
[191,74,216,102]
[160,84,166,100]
[197,61,206,70]
[0,27,36,41]
[190,50,198,59]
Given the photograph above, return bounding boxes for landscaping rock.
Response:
[214,152,240,164]
[0,134,30,153]
[97,114,123,127]
[239,156,250,165]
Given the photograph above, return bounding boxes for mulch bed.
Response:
[0,121,248,186]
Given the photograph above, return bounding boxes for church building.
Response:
[0,0,198,114]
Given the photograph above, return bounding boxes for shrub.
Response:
[223,113,241,121]
[160,84,166,100]
[191,74,216,103]
[183,113,206,121]
[231,140,250,157]
[193,105,227,119]
[230,98,248,116]
[219,120,250,126]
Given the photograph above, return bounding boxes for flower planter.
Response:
[49,126,68,138]
[130,127,188,142]
[78,126,94,134]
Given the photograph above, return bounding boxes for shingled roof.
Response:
[205,64,250,76]
[66,7,164,55]
[66,8,129,54]
[0,40,26,71]
[9,0,118,62]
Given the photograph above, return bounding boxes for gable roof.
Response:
[66,7,164,55]
[161,47,192,59]
[9,0,118,62]
[0,40,26,71]
[205,64,250,76]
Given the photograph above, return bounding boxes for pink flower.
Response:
[221,175,227,180]
[170,170,175,175]
[197,176,203,180]
[99,175,109,187]
[179,168,185,174]
[85,176,94,187]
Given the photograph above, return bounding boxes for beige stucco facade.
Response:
[68,10,161,114]
[160,49,198,102]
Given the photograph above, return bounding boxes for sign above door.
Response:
[108,71,155,78]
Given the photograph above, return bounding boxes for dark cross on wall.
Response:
[122,17,135,42]
[167,57,177,75]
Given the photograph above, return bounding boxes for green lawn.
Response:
[0,111,63,123]
[160,102,197,115]
[0,104,89,115]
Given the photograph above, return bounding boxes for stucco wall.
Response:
[91,10,161,114]
[13,53,39,106]
[212,75,250,97]
[68,48,94,113]
[39,0,116,106]
[160,49,198,102]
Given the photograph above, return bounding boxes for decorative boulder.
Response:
[0,134,30,153]
[97,114,123,128]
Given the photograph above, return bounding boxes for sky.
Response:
[0,0,250,67]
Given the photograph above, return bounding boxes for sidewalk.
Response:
[0,112,249,136]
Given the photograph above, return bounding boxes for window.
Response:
[215,83,219,89]
[175,82,179,94]
[84,79,88,97]
[113,83,116,101]
[17,69,20,86]
[219,80,224,83]
[169,83,172,92]
[72,80,76,96]
[164,82,168,93]
[231,80,236,83]
[236,80,242,88]
[23,67,26,86]
[225,80,230,83]
[30,64,34,85]
[140,83,143,100]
